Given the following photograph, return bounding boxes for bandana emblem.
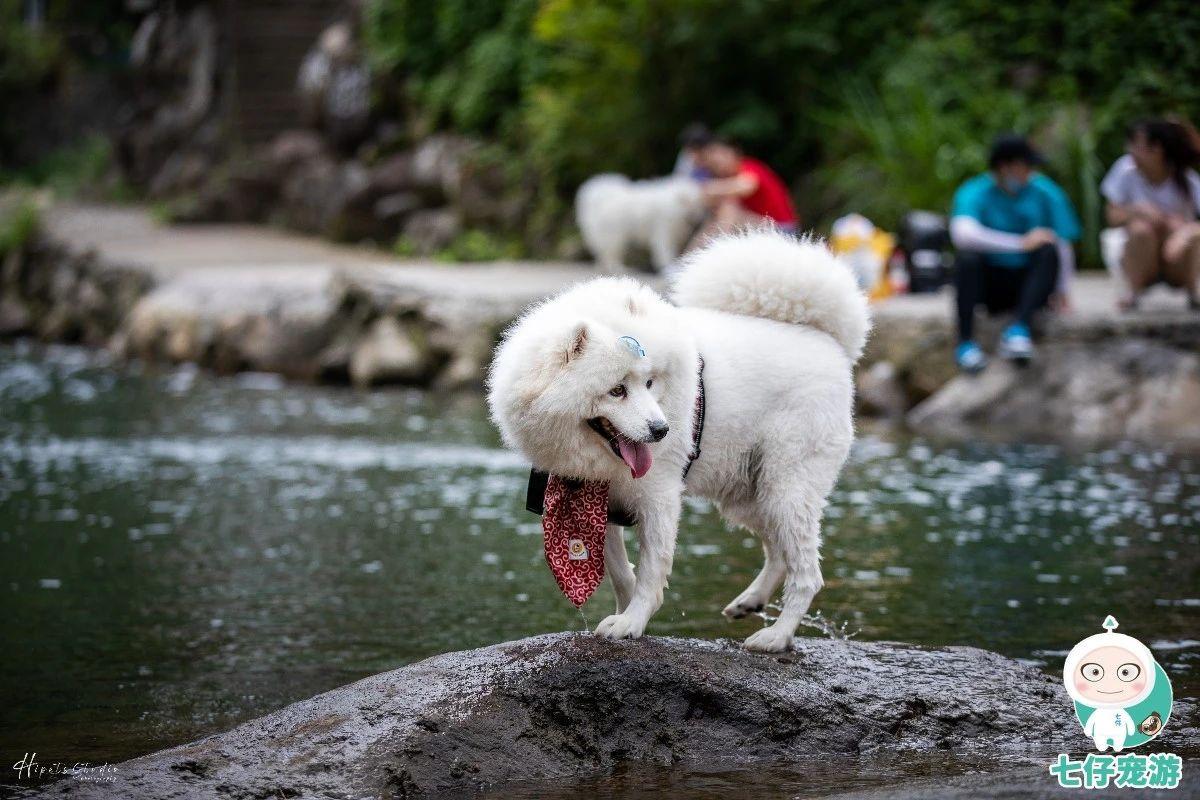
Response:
[542,476,607,607]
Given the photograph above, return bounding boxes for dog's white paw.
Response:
[722,590,768,620]
[743,626,794,653]
[594,613,645,640]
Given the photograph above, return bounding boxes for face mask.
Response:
[1002,177,1025,193]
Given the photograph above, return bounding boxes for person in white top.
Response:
[1100,118,1200,309]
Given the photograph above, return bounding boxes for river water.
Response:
[1,341,1197,793]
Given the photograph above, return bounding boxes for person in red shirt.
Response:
[687,135,799,249]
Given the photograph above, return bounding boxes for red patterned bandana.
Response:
[542,475,608,607]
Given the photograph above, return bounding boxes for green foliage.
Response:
[1,134,131,203]
[392,234,420,258]
[364,0,542,135]
[0,0,62,155]
[0,192,41,256]
[364,0,1200,263]
[523,0,913,197]
[0,0,60,88]
[815,2,1200,242]
[1,0,137,172]
[435,229,523,262]
[394,228,522,261]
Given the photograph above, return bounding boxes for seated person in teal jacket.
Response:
[949,135,1081,372]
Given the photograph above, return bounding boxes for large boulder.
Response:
[907,337,1200,445]
[401,207,462,254]
[34,633,1199,798]
[410,133,477,201]
[348,315,433,387]
[267,129,328,174]
[856,360,907,418]
[120,5,221,193]
[279,157,377,241]
[120,266,346,379]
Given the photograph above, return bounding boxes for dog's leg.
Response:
[743,490,826,653]
[723,540,785,619]
[604,524,635,613]
[596,243,626,274]
[648,225,678,273]
[595,493,680,640]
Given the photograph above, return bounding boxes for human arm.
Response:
[702,171,758,202]
[1051,239,1075,310]
[950,216,1057,253]
[1106,200,1166,227]
[1101,157,1166,227]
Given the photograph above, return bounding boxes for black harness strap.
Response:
[682,356,705,480]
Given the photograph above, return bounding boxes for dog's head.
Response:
[488,278,697,483]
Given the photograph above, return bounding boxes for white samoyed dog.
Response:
[576,174,705,273]
[487,229,871,652]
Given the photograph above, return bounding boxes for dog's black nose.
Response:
[647,420,669,441]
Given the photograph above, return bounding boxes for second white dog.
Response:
[576,174,705,273]
[488,229,870,652]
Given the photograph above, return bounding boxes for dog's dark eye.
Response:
[609,385,626,398]
[646,378,653,389]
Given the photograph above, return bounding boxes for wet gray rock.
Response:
[120,5,220,194]
[267,129,327,172]
[369,151,417,195]
[36,633,1198,799]
[349,315,431,387]
[856,360,908,418]
[907,338,1200,446]
[402,207,463,254]
[0,293,32,335]
[374,191,425,227]
[121,265,345,379]
[410,133,477,201]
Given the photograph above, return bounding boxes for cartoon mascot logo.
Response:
[1063,616,1173,752]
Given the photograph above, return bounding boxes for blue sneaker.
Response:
[999,323,1034,364]
[955,341,988,374]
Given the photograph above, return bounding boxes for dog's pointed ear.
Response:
[564,322,589,363]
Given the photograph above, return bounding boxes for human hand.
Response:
[1131,202,1164,224]
[1048,292,1070,313]
[1163,213,1189,234]
[1021,227,1057,251]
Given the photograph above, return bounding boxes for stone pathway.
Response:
[45,203,601,307]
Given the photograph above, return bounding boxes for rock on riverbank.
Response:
[2,204,594,390]
[866,302,1200,445]
[37,632,1199,799]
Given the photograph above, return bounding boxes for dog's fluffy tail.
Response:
[672,228,872,361]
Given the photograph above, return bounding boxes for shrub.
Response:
[436,229,523,262]
[0,191,41,256]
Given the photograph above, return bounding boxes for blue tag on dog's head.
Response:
[617,336,646,358]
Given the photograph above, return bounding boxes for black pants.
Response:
[955,244,1058,342]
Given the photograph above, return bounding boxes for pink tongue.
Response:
[617,438,653,479]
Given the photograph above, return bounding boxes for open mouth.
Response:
[588,417,653,479]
